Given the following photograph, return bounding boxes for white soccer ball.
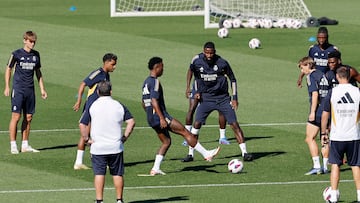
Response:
[227,159,243,173]
[262,19,273,29]
[232,18,242,28]
[217,28,229,38]
[273,18,286,28]
[222,19,233,29]
[247,18,259,28]
[248,38,261,49]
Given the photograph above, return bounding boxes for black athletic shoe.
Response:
[243,153,254,161]
[182,155,194,162]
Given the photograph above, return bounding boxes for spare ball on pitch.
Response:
[248,38,261,49]
[227,159,243,173]
[217,28,229,38]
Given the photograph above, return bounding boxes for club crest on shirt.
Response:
[213,65,218,71]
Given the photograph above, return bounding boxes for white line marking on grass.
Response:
[0,122,305,134]
[0,180,353,194]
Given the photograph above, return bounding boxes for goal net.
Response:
[110,0,204,17]
[206,0,312,28]
[110,0,312,28]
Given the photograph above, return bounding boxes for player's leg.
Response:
[329,164,340,202]
[109,153,125,203]
[74,109,91,170]
[304,122,322,175]
[218,99,253,161]
[91,154,107,202]
[150,128,171,175]
[183,95,199,146]
[218,112,229,145]
[347,140,360,202]
[20,91,38,153]
[9,112,21,154]
[170,118,220,162]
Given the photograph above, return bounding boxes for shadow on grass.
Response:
[222,151,286,161]
[37,144,77,151]
[129,196,189,203]
[200,136,273,144]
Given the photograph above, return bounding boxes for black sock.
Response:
[117,199,123,203]
[96,200,103,203]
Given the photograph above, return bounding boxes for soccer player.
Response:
[326,50,360,88]
[181,42,253,162]
[142,56,220,176]
[298,56,330,175]
[72,53,117,170]
[321,66,360,203]
[4,30,48,154]
[84,81,135,203]
[297,26,338,88]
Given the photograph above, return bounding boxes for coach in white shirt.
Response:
[84,81,135,203]
[321,66,360,203]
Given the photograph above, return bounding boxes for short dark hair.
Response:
[148,56,162,70]
[318,26,328,34]
[203,41,215,49]
[103,53,117,63]
[328,50,341,59]
[97,81,112,96]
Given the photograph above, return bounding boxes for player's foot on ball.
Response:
[74,164,90,170]
[21,146,40,153]
[150,169,166,176]
[243,153,254,161]
[182,155,194,162]
[218,137,230,145]
[204,147,221,162]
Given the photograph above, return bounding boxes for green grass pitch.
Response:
[0,0,360,202]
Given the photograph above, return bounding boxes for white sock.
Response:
[323,158,329,170]
[75,150,85,165]
[185,125,192,132]
[312,156,321,169]
[239,143,247,156]
[219,128,226,139]
[357,190,360,201]
[152,154,164,171]
[194,142,208,158]
[10,141,17,148]
[188,146,194,156]
[21,140,29,148]
[190,128,199,135]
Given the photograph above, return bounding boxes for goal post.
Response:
[110,0,312,29]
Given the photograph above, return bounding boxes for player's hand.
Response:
[297,79,302,88]
[194,93,201,100]
[308,112,315,121]
[73,102,80,111]
[3,87,10,97]
[321,134,329,147]
[160,118,167,129]
[41,90,48,99]
[185,88,191,98]
[231,100,238,110]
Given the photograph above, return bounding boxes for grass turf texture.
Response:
[0,0,360,202]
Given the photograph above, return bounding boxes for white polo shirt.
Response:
[89,96,128,155]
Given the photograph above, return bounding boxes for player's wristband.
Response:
[232,95,238,101]
[320,132,327,136]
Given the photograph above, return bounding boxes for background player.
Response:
[72,53,117,170]
[4,30,48,154]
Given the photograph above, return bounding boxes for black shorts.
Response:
[91,152,124,176]
[195,97,236,124]
[329,140,360,166]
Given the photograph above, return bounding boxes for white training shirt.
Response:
[329,84,360,141]
[89,96,126,155]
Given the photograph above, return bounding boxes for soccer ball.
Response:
[232,18,242,28]
[248,38,261,49]
[227,159,243,173]
[222,19,233,29]
[217,28,229,38]
[322,186,331,201]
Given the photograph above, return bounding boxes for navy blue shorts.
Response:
[195,97,236,124]
[11,88,35,114]
[329,140,360,166]
[79,100,94,125]
[147,111,173,128]
[91,152,124,176]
